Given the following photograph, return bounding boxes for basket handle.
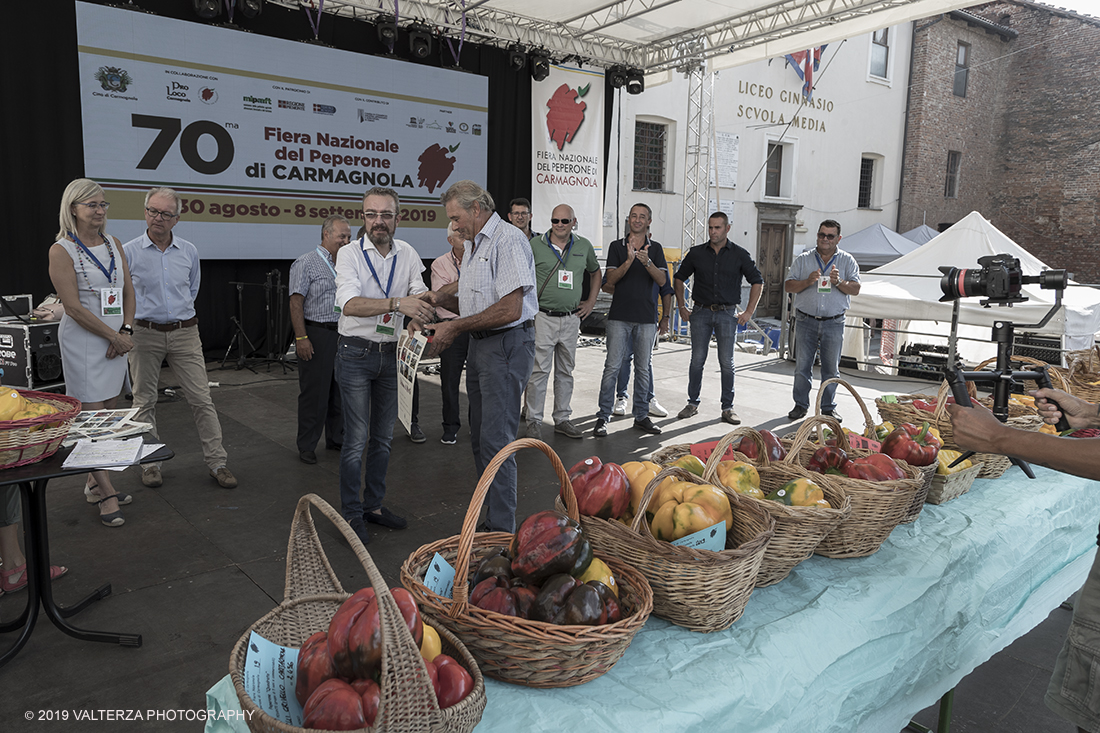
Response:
[628,465,697,537]
[787,414,847,459]
[448,438,574,618]
[931,380,952,422]
[283,494,347,602]
[815,377,876,436]
[290,495,441,727]
[702,427,771,478]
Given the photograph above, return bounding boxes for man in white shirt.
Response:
[334,187,436,545]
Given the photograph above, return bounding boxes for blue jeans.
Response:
[598,320,657,421]
[335,337,399,522]
[615,349,654,404]
[467,325,535,532]
[687,308,738,410]
[793,313,845,411]
[438,330,470,436]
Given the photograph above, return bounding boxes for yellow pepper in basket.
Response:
[936,450,973,475]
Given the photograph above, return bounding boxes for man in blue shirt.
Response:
[784,219,861,422]
[123,187,237,489]
[674,212,763,425]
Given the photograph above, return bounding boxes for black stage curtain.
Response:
[2,0,532,353]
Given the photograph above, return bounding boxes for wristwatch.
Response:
[119,324,134,335]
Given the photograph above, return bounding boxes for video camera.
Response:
[938,254,1068,306]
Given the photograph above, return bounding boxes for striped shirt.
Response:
[458,213,537,327]
[289,247,340,323]
[335,236,427,342]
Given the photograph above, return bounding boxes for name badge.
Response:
[376,310,396,336]
[100,288,122,316]
[817,277,832,293]
[558,270,574,290]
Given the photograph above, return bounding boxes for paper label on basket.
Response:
[671,521,726,552]
[242,630,304,727]
[424,552,456,599]
[690,440,736,463]
[846,434,881,452]
[881,395,898,403]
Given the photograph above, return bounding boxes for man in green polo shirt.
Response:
[523,203,601,439]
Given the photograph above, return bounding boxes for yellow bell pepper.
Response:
[420,624,442,662]
[936,449,973,475]
[766,477,825,507]
[669,454,706,477]
[649,482,734,541]
[576,556,618,597]
[1039,423,1059,435]
[621,460,662,516]
[714,460,764,499]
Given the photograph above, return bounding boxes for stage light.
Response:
[236,0,263,19]
[608,67,627,89]
[530,51,550,82]
[508,47,527,72]
[376,18,398,48]
[193,0,220,20]
[408,24,432,60]
[626,69,645,95]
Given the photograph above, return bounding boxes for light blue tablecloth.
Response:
[209,465,1097,733]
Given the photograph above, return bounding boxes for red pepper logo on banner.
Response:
[417,143,459,193]
[545,83,589,151]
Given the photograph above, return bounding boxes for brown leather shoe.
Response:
[210,466,238,489]
[141,465,163,488]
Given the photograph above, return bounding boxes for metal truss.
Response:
[679,44,711,259]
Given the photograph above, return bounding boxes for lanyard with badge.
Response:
[815,251,838,293]
[70,231,122,316]
[545,233,575,290]
[362,245,398,335]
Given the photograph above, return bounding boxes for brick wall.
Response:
[900,2,1100,284]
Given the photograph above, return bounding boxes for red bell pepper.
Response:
[879,422,942,467]
[806,446,850,475]
[737,430,788,462]
[564,457,630,519]
[845,453,905,481]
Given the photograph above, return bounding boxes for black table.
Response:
[0,442,173,667]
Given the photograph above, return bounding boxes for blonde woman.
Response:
[48,178,135,527]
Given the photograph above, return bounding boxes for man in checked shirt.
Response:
[419,180,537,533]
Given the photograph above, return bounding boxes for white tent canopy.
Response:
[839,223,922,269]
[902,224,941,244]
[848,211,1100,353]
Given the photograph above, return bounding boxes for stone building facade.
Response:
[899,1,1100,283]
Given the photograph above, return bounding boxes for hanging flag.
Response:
[784,45,827,102]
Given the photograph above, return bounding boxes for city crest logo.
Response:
[94,66,133,93]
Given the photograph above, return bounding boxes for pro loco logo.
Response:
[545,83,589,151]
[417,143,459,193]
[95,66,133,93]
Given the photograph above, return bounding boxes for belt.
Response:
[797,310,844,321]
[135,317,197,332]
[696,304,734,311]
[539,308,578,318]
[305,319,339,331]
[470,319,534,340]
[339,335,398,353]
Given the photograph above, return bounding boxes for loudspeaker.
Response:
[0,320,64,389]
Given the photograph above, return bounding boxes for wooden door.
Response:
[757,223,787,318]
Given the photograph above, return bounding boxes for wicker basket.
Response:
[1061,347,1100,402]
[597,464,774,629]
[0,391,81,469]
[229,494,486,733]
[648,443,692,465]
[926,463,983,505]
[400,439,653,686]
[702,427,850,587]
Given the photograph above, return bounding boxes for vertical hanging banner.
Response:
[531,65,605,253]
[75,2,487,260]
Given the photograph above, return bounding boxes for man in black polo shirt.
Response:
[673,212,763,425]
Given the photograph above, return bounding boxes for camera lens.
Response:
[938,266,985,302]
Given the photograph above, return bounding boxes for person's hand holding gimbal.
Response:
[1032,387,1100,430]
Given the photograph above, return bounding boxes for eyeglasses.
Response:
[550,218,574,225]
[364,211,397,221]
[510,211,531,218]
[145,207,179,221]
[75,202,110,211]
[817,233,838,240]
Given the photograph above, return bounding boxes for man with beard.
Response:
[334,187,436,545]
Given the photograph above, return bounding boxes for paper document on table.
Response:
[63,408,152,445]
[94,443,166,472]
[62,437,144,469]
[397,332,429,435]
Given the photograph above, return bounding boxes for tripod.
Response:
[221,282,262,373]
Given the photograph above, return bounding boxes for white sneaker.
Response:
[648,397,668,418]
[612,396,629,416]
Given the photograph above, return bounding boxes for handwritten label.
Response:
[845,433,881,452]
[423,552,455,599]
[243,631,303,727]
[671,521,726,552]
[690,440,738,463]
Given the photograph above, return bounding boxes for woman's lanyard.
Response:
[316,247,337,278]
[362,246,396,298]
[543,233,574,269]
[70,232,116,287]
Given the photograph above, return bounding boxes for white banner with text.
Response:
[76,2,487,259]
